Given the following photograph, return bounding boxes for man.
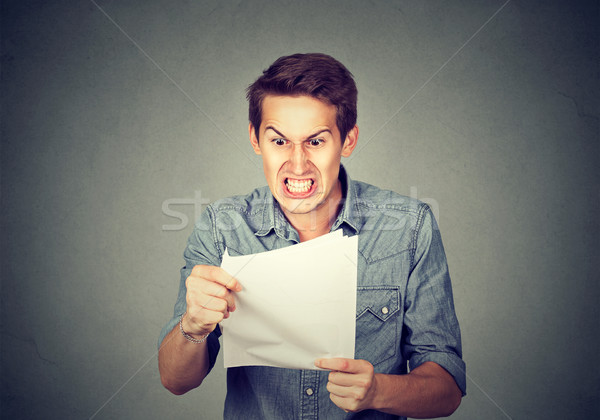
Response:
[158,53,465,419]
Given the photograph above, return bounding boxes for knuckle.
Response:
[217,299,228,311]
[185,311,201,328]
[348,399,360,411]
[185,291,195,306]
[215,286,227,298]
[186,284,200,299]
[191,265,203,276]
[186,274,202,290]
[207,265,219,279]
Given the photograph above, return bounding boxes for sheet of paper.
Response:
[220,231,358,370]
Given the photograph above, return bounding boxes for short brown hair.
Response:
[246,53,357,142]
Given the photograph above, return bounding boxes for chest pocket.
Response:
[355,286,401,366]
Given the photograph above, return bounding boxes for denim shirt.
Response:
[159,166,466,419]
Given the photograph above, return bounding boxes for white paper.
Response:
[220,231,358,370]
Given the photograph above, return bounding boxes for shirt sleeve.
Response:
[157,205,224,374]
[402,204,466,396]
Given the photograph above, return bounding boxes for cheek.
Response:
[313,151,341,177]
[263,155,284,179]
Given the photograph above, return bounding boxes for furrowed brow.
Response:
[306,129,331,139]
[264,127,332,140]
[265,126,286,138]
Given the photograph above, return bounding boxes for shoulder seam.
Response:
[410,203,430,269]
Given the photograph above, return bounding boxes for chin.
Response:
[281,199,317,215]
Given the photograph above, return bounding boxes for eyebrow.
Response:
[265,126,332,140]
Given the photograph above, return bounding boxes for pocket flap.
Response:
[356,287,400,322]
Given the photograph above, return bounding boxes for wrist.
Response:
[370,373,389,412]
[179,313,210,343]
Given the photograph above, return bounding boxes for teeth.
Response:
[286,179,313,193]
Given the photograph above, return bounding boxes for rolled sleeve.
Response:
[402,204,466,395]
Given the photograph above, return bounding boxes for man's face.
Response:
[250,95,357,217]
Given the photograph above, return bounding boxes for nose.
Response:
[288,143,309,175]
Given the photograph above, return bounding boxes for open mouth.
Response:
[284,178,315,195]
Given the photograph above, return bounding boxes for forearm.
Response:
[372,362,462,418]
[158,323,211,395]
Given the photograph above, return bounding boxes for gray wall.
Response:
[2,0,598,419]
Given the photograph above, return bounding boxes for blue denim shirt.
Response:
[159,166,466,419]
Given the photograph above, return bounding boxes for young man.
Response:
[158,53,465,419]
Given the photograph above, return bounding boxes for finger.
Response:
[195,293,229,313]
[191,265,242,292]
[327,371,362,387]
[326,381,353,397]
[315,358,365,373]
[329,394,358,413]
[189,307,225,325]
[186,293,231,327]
[188,277,237,312]
[182,309,222,335]
[328,375,372,396]
[327,384,369,410]
[199,279,237,310]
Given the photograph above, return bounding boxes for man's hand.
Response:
[183,265,242,337]
[315,358,378,413]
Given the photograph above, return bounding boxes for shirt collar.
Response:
[254,164,363,240]
[254,188,300,242]
[331,164,362,234]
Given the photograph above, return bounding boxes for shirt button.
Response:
[381,306,389,315]
[305,388,314,396]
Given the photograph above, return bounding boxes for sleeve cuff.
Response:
[157,315,180,350]
[409,351,467,396]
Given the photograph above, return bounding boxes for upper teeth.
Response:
[286,179,313,193]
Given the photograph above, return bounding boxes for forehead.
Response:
[260,95,338,134]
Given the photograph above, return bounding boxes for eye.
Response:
[308,138,324,147]
[272,138,287,146]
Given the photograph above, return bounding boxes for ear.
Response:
[249,123,261,155]
[341,125,359,158]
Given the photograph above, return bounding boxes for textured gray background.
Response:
[1,0,598,419]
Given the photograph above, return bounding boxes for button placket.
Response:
[300,370,319,419]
